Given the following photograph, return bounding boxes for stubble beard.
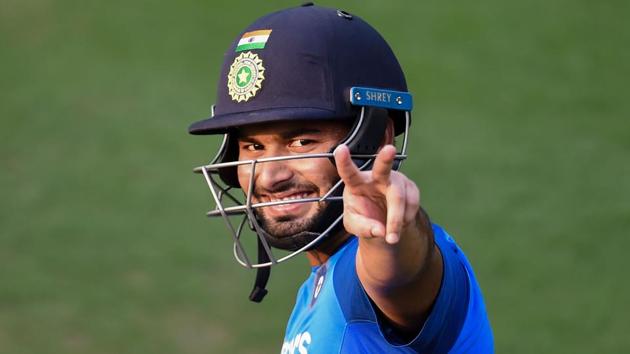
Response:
[251,176,338,238]
[256,201,328,238]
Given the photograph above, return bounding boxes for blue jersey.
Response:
[281,224,493,354]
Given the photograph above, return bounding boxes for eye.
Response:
[244,143,264,152]
[289,139,314,148]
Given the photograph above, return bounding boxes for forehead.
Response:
[236,119,351,139]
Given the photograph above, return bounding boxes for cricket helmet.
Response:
[189,3,413,301]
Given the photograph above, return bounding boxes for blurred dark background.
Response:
[1,0,629,352]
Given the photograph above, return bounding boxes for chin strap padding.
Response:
[248,237,271,302]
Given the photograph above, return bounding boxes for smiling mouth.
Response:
[256,191,318,215]
[266,191,315,204]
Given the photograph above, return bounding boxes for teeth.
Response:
[270,193,310,202]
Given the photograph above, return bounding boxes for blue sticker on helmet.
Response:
[350,87,413,111]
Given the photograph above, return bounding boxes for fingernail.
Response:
[335,144,348,154]
[371,226,383,237]
[386,233,399,244]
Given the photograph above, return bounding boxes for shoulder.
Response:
[429,224,494,353]
[330,227,493,353]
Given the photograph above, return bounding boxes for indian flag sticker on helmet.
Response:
[235,30,272,52]
[227,52,265,102]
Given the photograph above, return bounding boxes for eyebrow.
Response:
[237,127,323,142]
[279,128,322,139]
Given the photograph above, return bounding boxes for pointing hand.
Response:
[333,144,420,244]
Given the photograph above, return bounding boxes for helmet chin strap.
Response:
[248,236,270,302]
[248,182,345,302]
[248,219,347,303]
[248,226,348,302]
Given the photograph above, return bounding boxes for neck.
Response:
[305,231,352,266]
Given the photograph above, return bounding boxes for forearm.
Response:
[356,208,434,289]
[356,208,443,331]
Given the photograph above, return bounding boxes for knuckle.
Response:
[409,188,420,208]
[343,219,354,233]
[405,179,420,202]
[343,215,359,234]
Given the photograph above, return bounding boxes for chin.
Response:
[258,208,321,238]
[261,218,314,238]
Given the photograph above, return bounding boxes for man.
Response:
[189,4,493,353]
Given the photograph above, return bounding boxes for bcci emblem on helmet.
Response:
[227,52,265,102]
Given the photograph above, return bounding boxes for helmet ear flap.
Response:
[217,133,241,188]
[337,107,389,169]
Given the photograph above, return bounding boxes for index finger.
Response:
[333,144,366,189]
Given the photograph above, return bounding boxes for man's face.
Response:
[236,120,350,238]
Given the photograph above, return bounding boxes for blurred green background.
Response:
[1,0,629,353]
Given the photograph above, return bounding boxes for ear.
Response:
[380,117,395,147]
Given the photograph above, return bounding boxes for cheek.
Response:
[237,165,252,189]
[294,159,339,189]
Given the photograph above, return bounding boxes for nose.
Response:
[255,158,294,192]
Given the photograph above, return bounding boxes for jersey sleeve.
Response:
[403,224,471,352]
[333,225,477,353]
